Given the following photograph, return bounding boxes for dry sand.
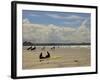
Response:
[22,46,90,69]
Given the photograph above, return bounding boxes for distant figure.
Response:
[27,46,32,50]
[41,47,45,50]
[31,46,36,50]
[74,60,78,62]
[51,46,55,50]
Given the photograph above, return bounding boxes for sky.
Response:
[22,10,91,43]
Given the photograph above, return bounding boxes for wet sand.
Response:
[22,46,90,69]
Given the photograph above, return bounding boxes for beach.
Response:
[22,46,90,69]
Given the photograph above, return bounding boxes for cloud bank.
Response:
[22,19,90,43]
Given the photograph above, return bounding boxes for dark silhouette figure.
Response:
[39,51,51,62]
[31,46,36,50]
[27,46,32,50]
[46,51,50,58]
[39,52,43,59]
[74,60,78,62]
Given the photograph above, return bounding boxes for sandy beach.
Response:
[22,46,90,69]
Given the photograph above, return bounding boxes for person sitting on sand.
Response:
[39,51,50,59]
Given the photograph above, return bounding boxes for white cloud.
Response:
[22,18,30,24]
[22,21,90,43]
[46,14,83,21]
[81,18,90,26]
[46,14,63,19]
[31,14,40,17]
[66,15,82,20]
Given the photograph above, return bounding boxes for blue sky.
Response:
[22,10,91,28]
[22,10,91,43]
